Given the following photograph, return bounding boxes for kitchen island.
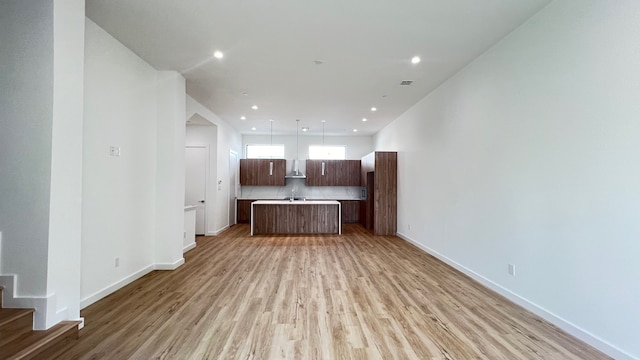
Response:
[251,200,341,235]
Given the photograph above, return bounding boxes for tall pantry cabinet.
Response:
[361,151,397,235]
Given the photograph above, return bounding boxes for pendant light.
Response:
[295,119,300,175]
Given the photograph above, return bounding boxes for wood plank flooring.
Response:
[53,224,610,359]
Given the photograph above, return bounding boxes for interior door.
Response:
[229,150,239,227]
[185,146,207,235]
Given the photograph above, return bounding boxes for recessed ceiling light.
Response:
[321,120,326,123]
[371,107,377,112]
[411,56,421,64]
[251,105,258,110]
[240,116,246,120]
[362,118,367,122]
[251,127,256,131]
[214,50,224,59]
[302,127,309,132]
[353,129,358,132]
[269,119,274,122]
[313,60,324,65]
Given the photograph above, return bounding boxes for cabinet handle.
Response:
[322,162,325,176]
[269,161,273,176]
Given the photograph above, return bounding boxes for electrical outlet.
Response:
[109,146,121,157]
[115,257,120,268]
[408,223,412,230]
[508,264,516,276]
[183,231,187,239]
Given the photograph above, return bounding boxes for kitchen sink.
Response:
[283,196,306,201]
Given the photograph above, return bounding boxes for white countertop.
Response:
[239,198,360,201]
[252,200,340,205]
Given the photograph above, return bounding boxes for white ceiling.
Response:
[86,0,550,136]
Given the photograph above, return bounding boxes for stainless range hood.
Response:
[286,119,306,179]
[285,159,306,179]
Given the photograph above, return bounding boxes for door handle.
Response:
[269,161,273,176]
[321,162,325,176]
[198,200,205,203]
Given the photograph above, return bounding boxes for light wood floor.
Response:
[54,224,610,359]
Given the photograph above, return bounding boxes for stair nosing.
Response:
[5,321,80,360]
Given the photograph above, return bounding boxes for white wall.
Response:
[155,71,186,269]
[0,0,54,298]
[46,0,85,327]
[82,19,186,307]
[375,1,640,359]
[242,134,373,168]
[1,0,85,329]
[186,96,243,235]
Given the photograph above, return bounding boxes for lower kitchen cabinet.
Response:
[237,199,253,223]
[340,200,360,224]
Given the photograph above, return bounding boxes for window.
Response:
[308,145,346,160]
[246,144,285,159]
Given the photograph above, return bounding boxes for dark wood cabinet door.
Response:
[336,160,360,186]
[267,159,286,185]
[240,159,285,186]
[306,160,360,186]
[339,200,360,223]
[305,160,322,186]
[306,160,334,186]
[237,200,253,223]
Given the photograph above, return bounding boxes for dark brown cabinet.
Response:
[361,152,397,235]
[306,160,360,186]
[340,200,360,224]
[237,200,253,223]
[240,159,286,186]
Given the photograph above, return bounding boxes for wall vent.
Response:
[400,80,413,86]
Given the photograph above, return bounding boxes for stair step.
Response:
[0,321,80,360]
[0,308,35,348]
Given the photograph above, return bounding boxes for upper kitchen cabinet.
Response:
[305,160,360,186]
[240,159,286,186]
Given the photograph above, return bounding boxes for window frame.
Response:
[245,144,285,159]
[308,145,347,160]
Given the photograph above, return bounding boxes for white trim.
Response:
[80,264,154,309]
[209,225,230,236]
[186,145,209,236]
[0,274,50,330]
[154,258,185,270]
[395,232,636,360]
[183,242,197,253]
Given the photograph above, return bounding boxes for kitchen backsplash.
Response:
[240,178,361,200]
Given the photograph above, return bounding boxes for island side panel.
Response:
[252,203,340,235]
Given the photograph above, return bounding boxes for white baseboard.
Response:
[208,225,229,236]
[395,232,635,360]
[0,274,50,330]
[80,264,154,309]
[155,257,185,270]
[183,242,196,253]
